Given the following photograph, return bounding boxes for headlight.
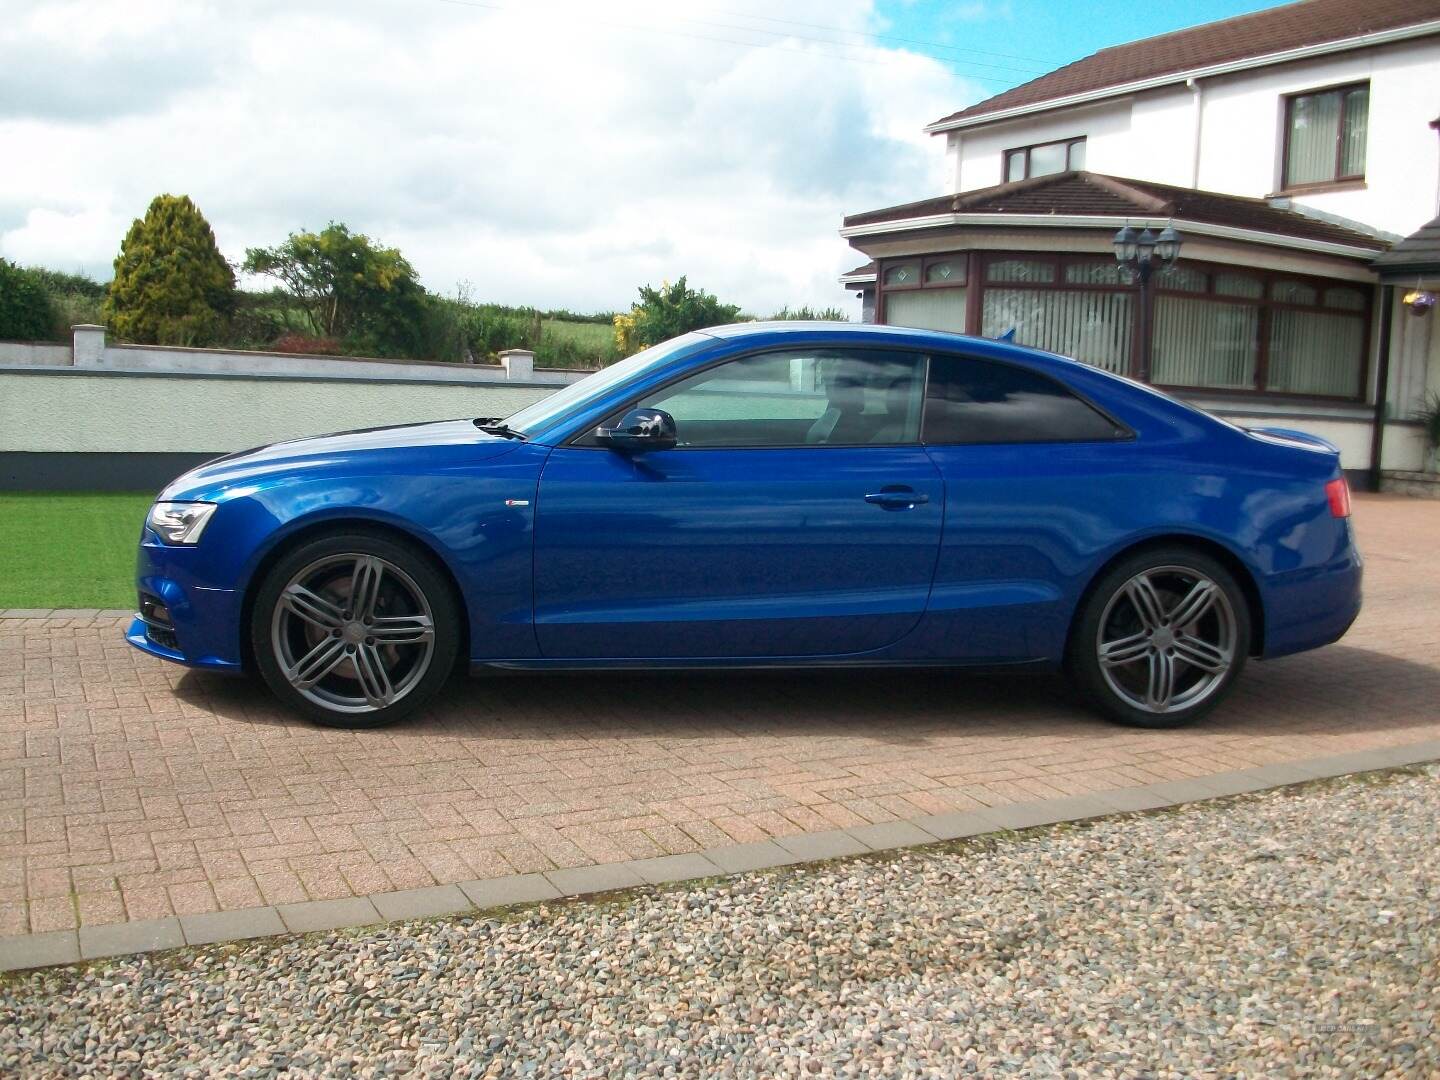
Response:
[148,501,218,545]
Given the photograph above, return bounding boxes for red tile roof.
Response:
[843,171,1389,251]
[933,0,1440,128]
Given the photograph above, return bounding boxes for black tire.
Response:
[1067,545,1251,729]
[250,530,460,729]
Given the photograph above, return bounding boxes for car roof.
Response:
[697,320,1089,374]
[694,321,1213,428]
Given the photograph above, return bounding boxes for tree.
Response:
[104,194,236,345]
[242,223,428,356]
[613,276,742,356]
[0,259,58,341]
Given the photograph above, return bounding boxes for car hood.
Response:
[159,419,519,500]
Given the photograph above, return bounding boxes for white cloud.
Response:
[0,0,978,313]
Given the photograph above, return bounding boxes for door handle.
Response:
[864,486,929,510]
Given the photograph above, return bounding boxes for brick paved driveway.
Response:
[2,494,1437,939]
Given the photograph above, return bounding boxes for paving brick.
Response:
[276,897,382,934]
[1002,794,1111,829]
[3,497,1440,958]
[846,820,936,852]
[628,853,723,885]
[774,830,868,861]
[370,885,472,922]
[79,917,183,960]
[180,906,286,946]
[911,810,1006,841]
[1089,787,1174,813]
[458,873,562,909]
[1142,777,1237,804]
[703,841,803,874]
[545,862,646,896]
[0,930,79,972]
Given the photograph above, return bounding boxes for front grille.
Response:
[146,624,181,651]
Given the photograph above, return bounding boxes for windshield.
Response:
[500,332,714,438]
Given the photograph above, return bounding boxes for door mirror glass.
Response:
[596,408,678,452]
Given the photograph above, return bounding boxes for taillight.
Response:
[1325,477,1351,519]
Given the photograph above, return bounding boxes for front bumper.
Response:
[124,531,245,672]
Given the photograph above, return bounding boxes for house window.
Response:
[1153,295,1259,391]
[979,256,1132,374]
[1004,137,1085,182]
[1283,83,1368,189]
[877,252,1369,400]
[1153,266,1369,398]
[1267,309,1366,397]
[881,256,968,334]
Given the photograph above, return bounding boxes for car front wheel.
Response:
[251,531,460,728]
[1069,546,1251,728]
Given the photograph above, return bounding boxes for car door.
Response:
[911,349,1137,662]
[531,346,944,660]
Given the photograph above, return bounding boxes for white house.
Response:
[841,0,1440,487]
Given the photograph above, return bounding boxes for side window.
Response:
[631,349,927,449]
[923,353,1123,445]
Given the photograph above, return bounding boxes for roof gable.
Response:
[932,0,1440,130]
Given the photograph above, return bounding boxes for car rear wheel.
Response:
[1069,546,1250,728]
[251,531,459,728]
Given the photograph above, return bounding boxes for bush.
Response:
[0,259,59,341]
[271,332,345,355]
[242,223,429,359]
[28,267,106,339]
[614,276,742,356]
[769,304,850,322]
[105,194,237,346]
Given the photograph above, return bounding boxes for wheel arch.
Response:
[1066,533,1266,661]
[237,514,471,674]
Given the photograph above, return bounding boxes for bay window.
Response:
[880,257,967,333]
[875,251,1371,401]
[978,258,1132,374]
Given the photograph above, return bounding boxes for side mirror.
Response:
[596,408,678,452]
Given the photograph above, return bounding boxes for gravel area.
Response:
[4,766,1436,1079]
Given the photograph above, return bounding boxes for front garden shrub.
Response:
[105,194,237,346]
[0,259,59,341]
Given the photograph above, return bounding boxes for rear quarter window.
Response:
[923,353,1125,445]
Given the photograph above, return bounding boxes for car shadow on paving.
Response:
[168,640,1440,743]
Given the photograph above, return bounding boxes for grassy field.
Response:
[0,493,152,609]
[540,317,617,367]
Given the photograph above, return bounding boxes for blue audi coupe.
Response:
[128,322,1361,729]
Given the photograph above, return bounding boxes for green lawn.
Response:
[0,492,153,609]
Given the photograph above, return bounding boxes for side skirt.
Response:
[468,657,1055,675]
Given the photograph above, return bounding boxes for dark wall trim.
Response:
[0,452,220,493]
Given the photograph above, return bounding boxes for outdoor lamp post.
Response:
[1113,224,1182,382]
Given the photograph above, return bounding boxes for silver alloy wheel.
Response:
[270,553,436,715]
[1095,564,1238,715]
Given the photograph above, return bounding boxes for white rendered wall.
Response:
[948,37,1440,237]
[0,372,552,454]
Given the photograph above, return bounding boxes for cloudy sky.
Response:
[0,0,1271,315]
